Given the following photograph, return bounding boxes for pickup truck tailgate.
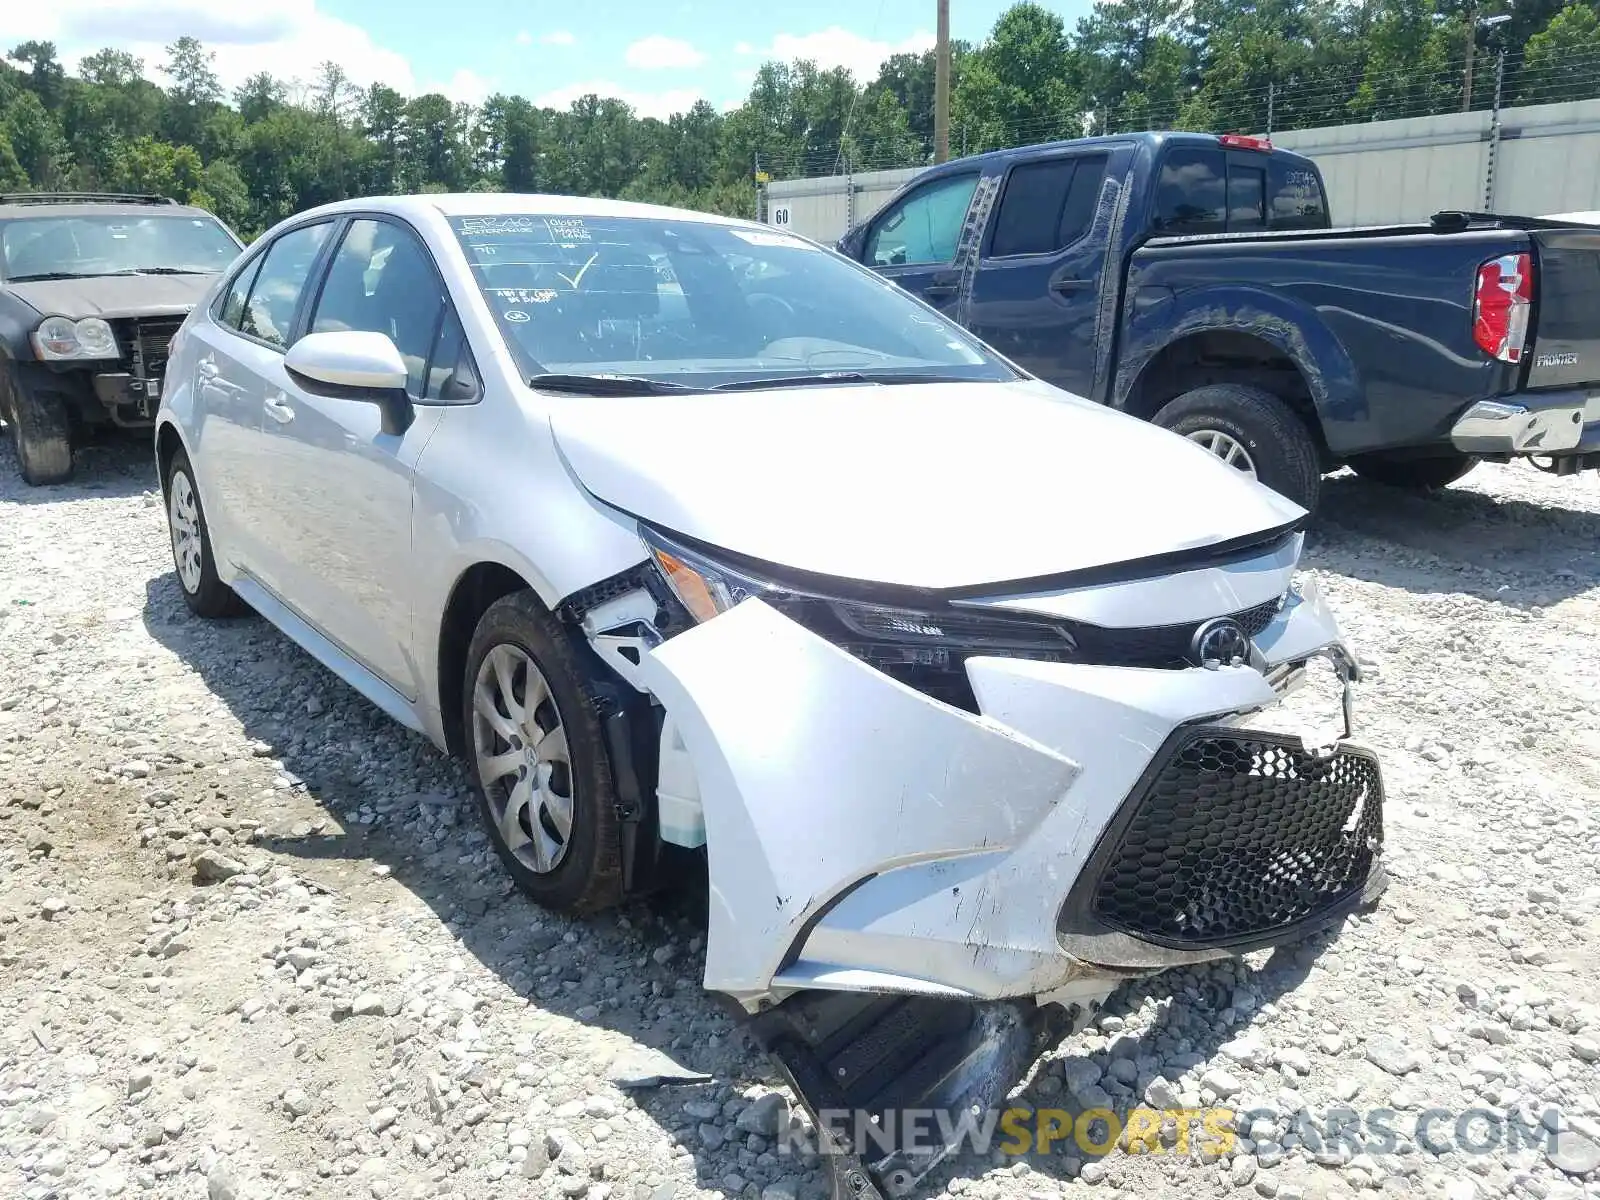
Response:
[1528,227,1600,390]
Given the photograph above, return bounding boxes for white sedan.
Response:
[155,193,1385,1191]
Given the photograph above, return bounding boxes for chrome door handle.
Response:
[263,395,295,424]
[197,359,219,380]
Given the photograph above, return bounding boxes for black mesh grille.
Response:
[1088,729,1383,948]
[1065,594,1285,669]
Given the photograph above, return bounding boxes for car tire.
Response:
[1348,451,1478,491]
[1153,383,1323,511]
[163,448,245,618]
[4,368,74,486]
[463,591,624,915]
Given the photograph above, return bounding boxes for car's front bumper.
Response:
[636,578,1386,1012]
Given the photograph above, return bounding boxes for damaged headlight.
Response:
[640,526,1075,709]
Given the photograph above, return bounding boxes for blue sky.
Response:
[13,0,1093,119]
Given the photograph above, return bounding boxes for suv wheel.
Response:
[4,368,73,486]
[164,448,245,617]
[1153,383,1322,511]
[464,592,624,914]
[1348,451,1478,491]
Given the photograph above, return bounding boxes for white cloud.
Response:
[755,27,936,81]
[733,41,755,56]
[9,0,417,97]
[425,69,496,106]
[540,31,577,47]
[534,81,705,120]
[624,36,706,71]
[515,30,533,46]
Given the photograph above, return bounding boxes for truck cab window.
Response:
[1153,148,1225,235]
[989,155,1108,257]
[867,174,979,267]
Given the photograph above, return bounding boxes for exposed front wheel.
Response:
[464,592,624,914]
[1153,383,1323,511]
[4,370,74,486]
[1348,451,1478,491]
[164,449,245,618]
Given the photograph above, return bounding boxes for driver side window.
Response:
[310,218,446,398]
[865,174,979,268]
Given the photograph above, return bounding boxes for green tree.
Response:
[161,36,222,149]
[1519,3,1600,104]
[234,73,287,125]
[7,41,67,112]
[3,89,67,187]
[955,3,1082,150]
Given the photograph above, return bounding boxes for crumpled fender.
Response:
[635,597,1081,1003]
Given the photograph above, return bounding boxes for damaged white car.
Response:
[156,194,1386,1198]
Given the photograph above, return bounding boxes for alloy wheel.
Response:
[471,644,574,874]
[168,470,204,594]
[1186,428,1258,477]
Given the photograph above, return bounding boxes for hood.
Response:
[7,273,218,321]
[549,379,1305,591]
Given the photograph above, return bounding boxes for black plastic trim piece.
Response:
[1057,721,1386,960]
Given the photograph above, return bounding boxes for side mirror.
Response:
[284,330,414,435]
[837,224,866,261]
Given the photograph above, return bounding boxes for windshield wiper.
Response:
[528,372,703,396]
[106,267,212,276]
[5,271,103,282]
[5,267,211,282]
[710,371,974,392]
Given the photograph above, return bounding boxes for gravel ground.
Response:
[1,433,1598,1200]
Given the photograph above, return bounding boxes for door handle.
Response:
[197,359,219,380]
[263,394,295,424]
[923,281,960,298]
[1050,277,1098,293]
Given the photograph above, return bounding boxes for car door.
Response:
[966,152,1110,399]
[251,215,478,699]
[185,222,335,578]
[184,249,267,569]
[197,220,338,593]
[860,172,980,318]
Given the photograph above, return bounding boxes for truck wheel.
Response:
[1348,451,1478,491]
[3,369,74,486]
[1152,384,1322,511]
[463,591,625,915]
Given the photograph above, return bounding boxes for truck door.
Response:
[858,171,980,318]
[966,152,1111,400]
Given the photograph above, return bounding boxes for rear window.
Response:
[1154,147,1329,235]
[989,155,1108,257]
[1269,159,1328,230]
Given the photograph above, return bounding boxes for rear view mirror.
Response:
[285,330,413,435]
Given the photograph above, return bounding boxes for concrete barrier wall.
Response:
[768,97,1600,241]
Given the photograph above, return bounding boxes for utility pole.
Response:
[1463,4,1475,112]
[934,0,951,163]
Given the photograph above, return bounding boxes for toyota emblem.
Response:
[1190,617,1250,667]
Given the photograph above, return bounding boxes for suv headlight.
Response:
[32,316,120,361]
[639,525,1077,668]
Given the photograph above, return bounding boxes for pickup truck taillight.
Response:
[1473,251,1532,363]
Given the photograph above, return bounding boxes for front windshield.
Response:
[449,213,1015,387]
[0,214,240,280]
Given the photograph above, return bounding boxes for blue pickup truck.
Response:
[836,131,1600,510]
